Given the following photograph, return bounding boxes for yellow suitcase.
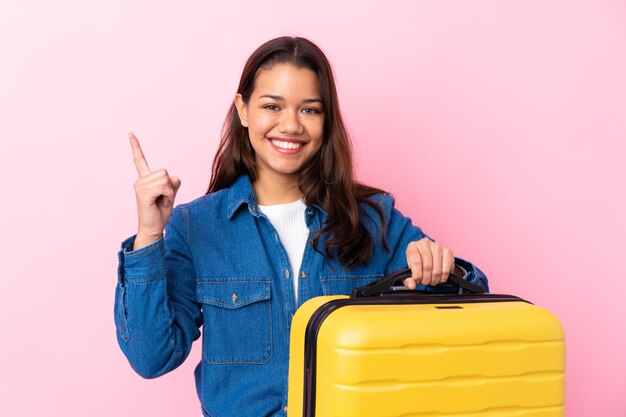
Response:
[288,267,565,417]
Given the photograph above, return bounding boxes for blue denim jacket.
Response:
[114,174,489,417]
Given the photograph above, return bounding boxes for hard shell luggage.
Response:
[287,267,565,417]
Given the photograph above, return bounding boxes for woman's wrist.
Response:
[133,231,163,251]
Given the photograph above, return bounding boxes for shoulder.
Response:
[177,172,253,218]
[353,182,397,214]
[172,187,231,220]
[360,192,396,217]
[355,192,397,235]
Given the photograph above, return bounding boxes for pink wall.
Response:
[1,0,624,415]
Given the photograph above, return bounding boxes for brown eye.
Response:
[263,104,280,111]
[303,107,321,114]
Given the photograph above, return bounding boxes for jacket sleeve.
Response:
[380,193,490,293]
[113,205,202,378]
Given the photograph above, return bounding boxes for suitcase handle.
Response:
[352,264,485,298]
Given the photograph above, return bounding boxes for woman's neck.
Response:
[252,171,303,205]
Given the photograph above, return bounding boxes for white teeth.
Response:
[271,139,303,150]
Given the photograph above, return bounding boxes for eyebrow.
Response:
[258,94,322,104]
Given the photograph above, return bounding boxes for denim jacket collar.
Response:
[226,174,325,220]
[226,174,258,219]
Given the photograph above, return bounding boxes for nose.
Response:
[278,109,304,135]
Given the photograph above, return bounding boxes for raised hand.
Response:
[129,132,182,250]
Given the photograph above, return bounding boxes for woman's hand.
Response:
[404,237,455,289]
[129,132,182,249]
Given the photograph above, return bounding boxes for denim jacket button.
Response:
[300,271,307,278]
[284,406,288,413]
[231,293,238,303]
[284,269,290,279]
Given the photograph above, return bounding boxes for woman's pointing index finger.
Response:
[128,132,151,177]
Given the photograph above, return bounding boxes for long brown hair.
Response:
[206,36,389,268]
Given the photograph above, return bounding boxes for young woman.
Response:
[115,36,489,417]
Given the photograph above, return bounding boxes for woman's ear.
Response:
[234,94,249,127]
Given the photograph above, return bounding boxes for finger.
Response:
[158,184,175,206]
[134,171,173,192]
[417,240,434,285]
[170,176,181,202]
[134,176,175,204]
[170,175,182,190]
[138,168,176,188]
[136,168,170,184]
[403,277,417,290]
[406,241,423,283]
[129,132,151,177]
[430,243,443,286]
[441,248,454,284]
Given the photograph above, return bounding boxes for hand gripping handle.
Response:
[351,264,485,298]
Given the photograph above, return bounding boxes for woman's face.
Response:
[235,63,324,183]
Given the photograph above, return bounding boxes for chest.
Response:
[187,212,386,298]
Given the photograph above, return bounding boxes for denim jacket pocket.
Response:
[197,278,272,364]
[320,273,383,296]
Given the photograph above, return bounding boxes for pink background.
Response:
[1,0,625,416]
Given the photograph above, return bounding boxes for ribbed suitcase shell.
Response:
[287,294,565,417]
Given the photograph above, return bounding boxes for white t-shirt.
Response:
[257,199,308,305]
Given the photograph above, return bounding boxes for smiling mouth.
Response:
[270,139,304,150]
